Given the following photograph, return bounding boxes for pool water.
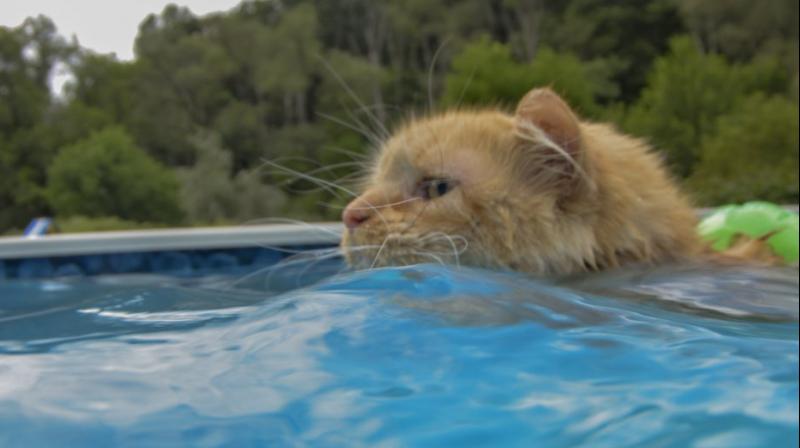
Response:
[0,259,797,447]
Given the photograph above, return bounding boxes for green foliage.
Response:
[56,216,168,233]
[442,38,606,116]
[0,27,49,131]
[132,7,237,165]
[252,4,319,97]
[316,49,388,124]
[736,56,794,97]
[212,101,268,171]
[678,0,798,64]
[539,0,685,103]
[46,102,114,149]
[15,15,76,90]
[622,36,790,177]
[442,37,531,107]
[178,133,287,224]
[47,127,183,224]
[527,48,605,117]
[687,94,799,204]
[0,1,798,234]
[0,18,71,231]
[65,54,139,124]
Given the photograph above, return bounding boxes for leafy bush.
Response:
[442,37,534,108]
[623,36,792,178]
[687,94,799,205]
[178,133,287,224]
[623,36,743,177]
[56,216,167,233]
[527,48,610,117]
[47,127,183,224]
[2,3,798,234]
[441,37,608,116]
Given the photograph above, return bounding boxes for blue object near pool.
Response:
[0,224,797,447]
[22,217,52,238]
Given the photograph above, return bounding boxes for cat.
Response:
[339,87,705,276]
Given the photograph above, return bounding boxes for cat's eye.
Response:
[418,178,454,200]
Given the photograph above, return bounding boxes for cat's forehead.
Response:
[378,111,514,178]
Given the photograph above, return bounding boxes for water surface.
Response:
[0,261,797,447]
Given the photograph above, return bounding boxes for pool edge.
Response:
[0,223,344,259]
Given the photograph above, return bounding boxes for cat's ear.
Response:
[512,87,594,197]
[514,87,582,159]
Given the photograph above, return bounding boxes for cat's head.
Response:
[340,87,600,274]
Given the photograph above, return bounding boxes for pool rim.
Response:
[0,223,344,260]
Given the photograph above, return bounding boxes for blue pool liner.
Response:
[0,246,327,280]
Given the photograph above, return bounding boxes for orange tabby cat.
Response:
[340,87,703,275]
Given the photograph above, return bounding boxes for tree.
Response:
[2,1,796,233]
[177,133,287,224]
[624,36,746,177]
[47,127,183,224]
[316,49,389,148]
[212,101,269,172]
[132,5,234,165]
[0,18,74,232]
[679,0,798,64]
[527,48,606,117]
[65,53,139,125]
[441,36,536,107]
[251,4,320,125]
[688,94,799,204]
[17,15,76,90]
[539,0,685,103]
[441,37,606,117]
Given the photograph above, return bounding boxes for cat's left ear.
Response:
[514,87,582,160]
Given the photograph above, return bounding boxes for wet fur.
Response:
[340,88,750,275]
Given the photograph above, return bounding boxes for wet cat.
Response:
[340,87,702,276]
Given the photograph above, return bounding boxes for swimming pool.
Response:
[0,226,797,447]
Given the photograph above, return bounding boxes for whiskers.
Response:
[258,158,358,202]
[225,221,470,296]
[226,52,477,293]
[259,155,403,230]
[355,230,470,271]
[370,235,390,269]
[316,54,391,147]
[419,232,469,267]
[228,244,371,293]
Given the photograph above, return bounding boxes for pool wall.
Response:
[0,223,343,280]
[3,206,796,280]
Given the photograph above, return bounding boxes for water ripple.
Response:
[0,263,796,447]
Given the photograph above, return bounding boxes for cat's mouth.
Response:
[341,229,470,270]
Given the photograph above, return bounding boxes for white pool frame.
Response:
[0,223,344,259]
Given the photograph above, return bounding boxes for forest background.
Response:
[1,0,797,233]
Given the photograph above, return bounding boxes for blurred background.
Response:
[0,0,797,234]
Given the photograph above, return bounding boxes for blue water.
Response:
[0,260,797,447]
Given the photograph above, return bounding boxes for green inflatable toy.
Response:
[698,201,799,263]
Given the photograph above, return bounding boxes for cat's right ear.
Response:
[514,87,582,160]
[512,87,593,194]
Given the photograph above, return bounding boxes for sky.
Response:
[1,0,242,60]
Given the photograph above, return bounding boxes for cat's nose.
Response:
[342,202,372,230]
